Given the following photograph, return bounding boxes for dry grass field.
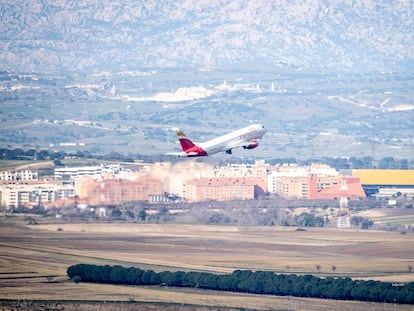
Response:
[0,215,414,310]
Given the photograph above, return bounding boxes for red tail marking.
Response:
[177,131,208,156]
[179,137,196,151]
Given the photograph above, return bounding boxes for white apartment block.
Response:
[0,183,75,209]
[211,161,268,178]
[377,187,414,198]
[54,166,103,180]
[0,170,38,182]
[211,163,252,178]
[267,164,339,196]
[54,164,133,185]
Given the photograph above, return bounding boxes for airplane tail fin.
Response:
[176,131,207,157]
[177,131,196,151]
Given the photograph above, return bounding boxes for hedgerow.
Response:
[67,264,414,304]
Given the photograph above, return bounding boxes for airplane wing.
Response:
[167,151,203,157]
[166,152,187,157]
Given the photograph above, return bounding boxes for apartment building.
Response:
[212,163,252,178]
[0,183,75,209]
[308,174,366,199]
[55,166,103,180]
[185,177,256,202]
[77,175,163,206]
[0,170,38,182]
[251,160,268,191]
[211,160,268,192]
[274,175,310,198]
[55,164,132,184]
[268,164,340,198]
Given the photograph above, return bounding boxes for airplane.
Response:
[168,124,267,157]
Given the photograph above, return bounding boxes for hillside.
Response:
[0,69,413,160]
[1,0,413,72]
[0,1,413,160]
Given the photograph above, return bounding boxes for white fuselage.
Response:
[198,124,266,156]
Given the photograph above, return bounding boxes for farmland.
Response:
[0,215,413,310]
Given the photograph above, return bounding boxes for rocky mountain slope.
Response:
[1,0,412,72]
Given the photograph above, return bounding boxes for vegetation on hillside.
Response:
[1,147,413,170]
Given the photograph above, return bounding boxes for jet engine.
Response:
[244,139,258,149]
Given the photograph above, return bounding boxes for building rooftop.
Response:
[352,169,414,185]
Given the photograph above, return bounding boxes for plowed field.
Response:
[1,218,413,310]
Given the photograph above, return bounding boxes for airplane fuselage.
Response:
[171,124,266,157]
[200,124,265,155]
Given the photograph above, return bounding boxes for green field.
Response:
[0,160,53,171]
[375,216,414,225]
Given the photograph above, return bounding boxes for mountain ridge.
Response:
[1,0,412,72]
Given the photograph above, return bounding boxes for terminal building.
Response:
[351,169,414,197]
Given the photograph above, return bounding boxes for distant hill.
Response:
[0,69,413,160]
[0,1,413,161]
[1,0,413,72]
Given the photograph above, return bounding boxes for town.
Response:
[1,158,413,231]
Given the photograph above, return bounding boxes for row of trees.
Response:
[67,264,414,304]
[0,148,136,163]
[1,147,413,169]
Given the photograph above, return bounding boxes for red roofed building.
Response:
[308,174,366,200]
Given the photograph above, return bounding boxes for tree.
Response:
[141,270,155,284]
[109,265,127,284]
[350,216,373,229]
[150,271,161,285]
[65,264,414,304]
[125,210,135,221]
[53,159,63,166]
[126,267,143,285]
[360,218,374,229]
[111,208,122,218]
[170,271,185,286]
[95,265,112,283]
[296,213,324,227]
[72,275,81,284]
[139,208,147,221]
